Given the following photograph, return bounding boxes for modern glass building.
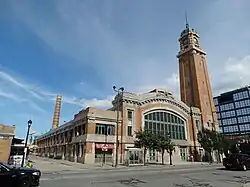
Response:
[213,86,250,136]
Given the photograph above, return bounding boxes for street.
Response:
[39,165,250,187]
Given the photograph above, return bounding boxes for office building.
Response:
[213,86,250,136]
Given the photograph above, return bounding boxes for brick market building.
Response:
[36,21,218,165]
[36,89,202,165]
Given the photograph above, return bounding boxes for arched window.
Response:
[144,110,186,140]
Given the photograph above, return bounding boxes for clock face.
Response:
[194,38,198,44]
[183,39,188,45]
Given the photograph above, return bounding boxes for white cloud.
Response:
[0,71,44,100]
[212,55,250,96]
[0,88,19,101]
[136,73,180,98]
[137,55,250,99]
[7,1,180,90]
[78,95,114,109]
[0,69,115,110]
[3,1,250,107]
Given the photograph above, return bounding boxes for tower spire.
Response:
[185,12,189,29]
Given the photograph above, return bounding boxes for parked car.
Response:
[223,153,250,171]
[0,162,41,187]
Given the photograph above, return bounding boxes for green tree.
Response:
[210,131,224,162]
[223,138,238,155]
[134,130,154,165]
[154,135,169,165]
[197,129,214,163]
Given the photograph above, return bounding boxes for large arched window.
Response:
[144,110,186,140]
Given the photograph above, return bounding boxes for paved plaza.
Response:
[39,164,250,187]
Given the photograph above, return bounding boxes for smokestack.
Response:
[52,95,62,129]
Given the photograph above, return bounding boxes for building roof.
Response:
[37,87,200,140]
[214,85,250,98]
[0,124,15,136]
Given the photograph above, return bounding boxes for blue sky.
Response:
[0,0,250,138]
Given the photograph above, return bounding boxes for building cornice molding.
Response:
[177,46,206,58]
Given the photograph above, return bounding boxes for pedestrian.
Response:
[25,160,33,168]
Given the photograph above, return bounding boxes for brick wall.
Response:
[0,124,15,162]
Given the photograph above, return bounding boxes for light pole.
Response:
[167,132,173,165]
[21,120,32,167]
[113,86,124,167]
[190,106,198,161]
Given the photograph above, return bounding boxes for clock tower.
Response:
[177,21,218,130]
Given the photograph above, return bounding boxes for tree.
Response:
[154,135,169,165]
[167,140,175,165]
[134,130,154,165]
[214,135,238,158]
[224,138,238,154]
[210,130,223,162]
[197,129,214,163]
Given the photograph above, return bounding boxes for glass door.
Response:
[180,148,187,161]
[149,149,156,162]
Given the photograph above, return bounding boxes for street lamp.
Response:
[167,132,173,165]
[113,86,124,167]
[21,120,32,167]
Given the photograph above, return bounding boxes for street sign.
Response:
[101,144,108,151]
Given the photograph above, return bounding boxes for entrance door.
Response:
[149,149,156,162]
[180,148,187,161]
[128,150,143,165]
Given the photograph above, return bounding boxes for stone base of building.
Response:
[37,144,205,165]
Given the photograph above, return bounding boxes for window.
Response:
[223,125,239,133]
[95,124,115,135]
[218,120,222,126]
[219,103,234,111]
[246,100,250,106]
[239,124,250,132]
[216,106,220,112]
[219,127,223,133]
[128,126,133,136]
[195,120,200,129]
[233,93,239,101]
[217,113,221,119]
[144,111,186,140]
[127,110,133,120]
[222,118,237,126]
[214,98,218,106]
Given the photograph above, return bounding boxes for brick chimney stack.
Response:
[52,95,62,129]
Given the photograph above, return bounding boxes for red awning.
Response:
[95,143,113,149]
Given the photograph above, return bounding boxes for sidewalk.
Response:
[30,156,221,174]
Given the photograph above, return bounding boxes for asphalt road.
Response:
[39,166,250,187]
